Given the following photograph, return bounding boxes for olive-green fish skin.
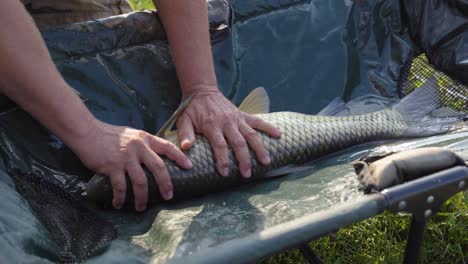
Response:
[87,109,407,208]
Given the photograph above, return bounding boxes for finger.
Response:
[225,126,251,178]
[108,170,126,210]
[206,129,230,177]
[146,136,192,169]
[140,147,173,201]
[240,122,271,166]
[176,113,195,150]
[245,115,281,138]
[126,162,148,212]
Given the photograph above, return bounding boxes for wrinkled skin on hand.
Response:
[176,89,282,178]
[72,120,193,212]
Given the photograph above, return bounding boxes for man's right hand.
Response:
[0,0,195,212]
[0,0,197,211]
[70,120,193,211]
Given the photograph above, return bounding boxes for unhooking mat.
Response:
[0,0,467,263]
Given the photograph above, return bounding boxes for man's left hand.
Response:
[176,88,281,178]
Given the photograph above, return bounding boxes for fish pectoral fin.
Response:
[159,87,269,139]
[239,87,270,114]
[156,95,194,138]
[163,130,179,145]
[263,165,314,178]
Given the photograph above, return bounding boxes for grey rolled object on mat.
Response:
[354,147,467,193]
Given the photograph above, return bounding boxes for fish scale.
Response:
[86,82,465,208]
[142,109,408,205]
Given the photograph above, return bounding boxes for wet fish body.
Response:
[159,110,407,198]
[86,80,465,207]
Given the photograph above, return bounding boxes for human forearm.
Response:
[0,0,96,147]
[154,0,218,96]
[153,0,281,178]
[0,0,193,211]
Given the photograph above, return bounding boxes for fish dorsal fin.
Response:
[156,95,193,139]
[238,87,270,114]
[157,87,269,139]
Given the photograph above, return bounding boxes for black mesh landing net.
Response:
[10,170,117,262]
[8,54,467,263]
[399,54,468,114]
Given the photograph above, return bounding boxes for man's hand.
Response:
[154,1,281,177]
[71,120,193,211]
[0,0,196,212]
[176,88,281,178]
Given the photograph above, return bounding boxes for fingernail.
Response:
[165,191,173,200]
[222,168,229,177]
[185,159,193,168]
[275,128,282,137]
[181,139,191,149]
[263,156,271,165]
[136,205,146,212]
[244,168,251,178]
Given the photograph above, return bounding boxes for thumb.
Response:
[177,113,195,150]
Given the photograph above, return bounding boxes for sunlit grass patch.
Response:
[127,0,155,11]
[262,192,467,264]
[123,2,466,262]
[406,54,467,112]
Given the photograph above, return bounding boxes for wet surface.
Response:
[0,2,466,263]
[130,131,467,263]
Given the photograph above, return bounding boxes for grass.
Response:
[126,2,467,263]
[262,55,468,264]
[261,192,467,264]
[127,0,155,11]
[406,55,467,111]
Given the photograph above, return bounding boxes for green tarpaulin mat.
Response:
[0,0,466,263]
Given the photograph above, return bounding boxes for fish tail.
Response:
[392,77,467,137]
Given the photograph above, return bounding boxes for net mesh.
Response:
[10,170,117,262]
[399,54,468,114]
[7,53,467,262]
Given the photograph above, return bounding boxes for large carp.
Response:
[86,79,466,208]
